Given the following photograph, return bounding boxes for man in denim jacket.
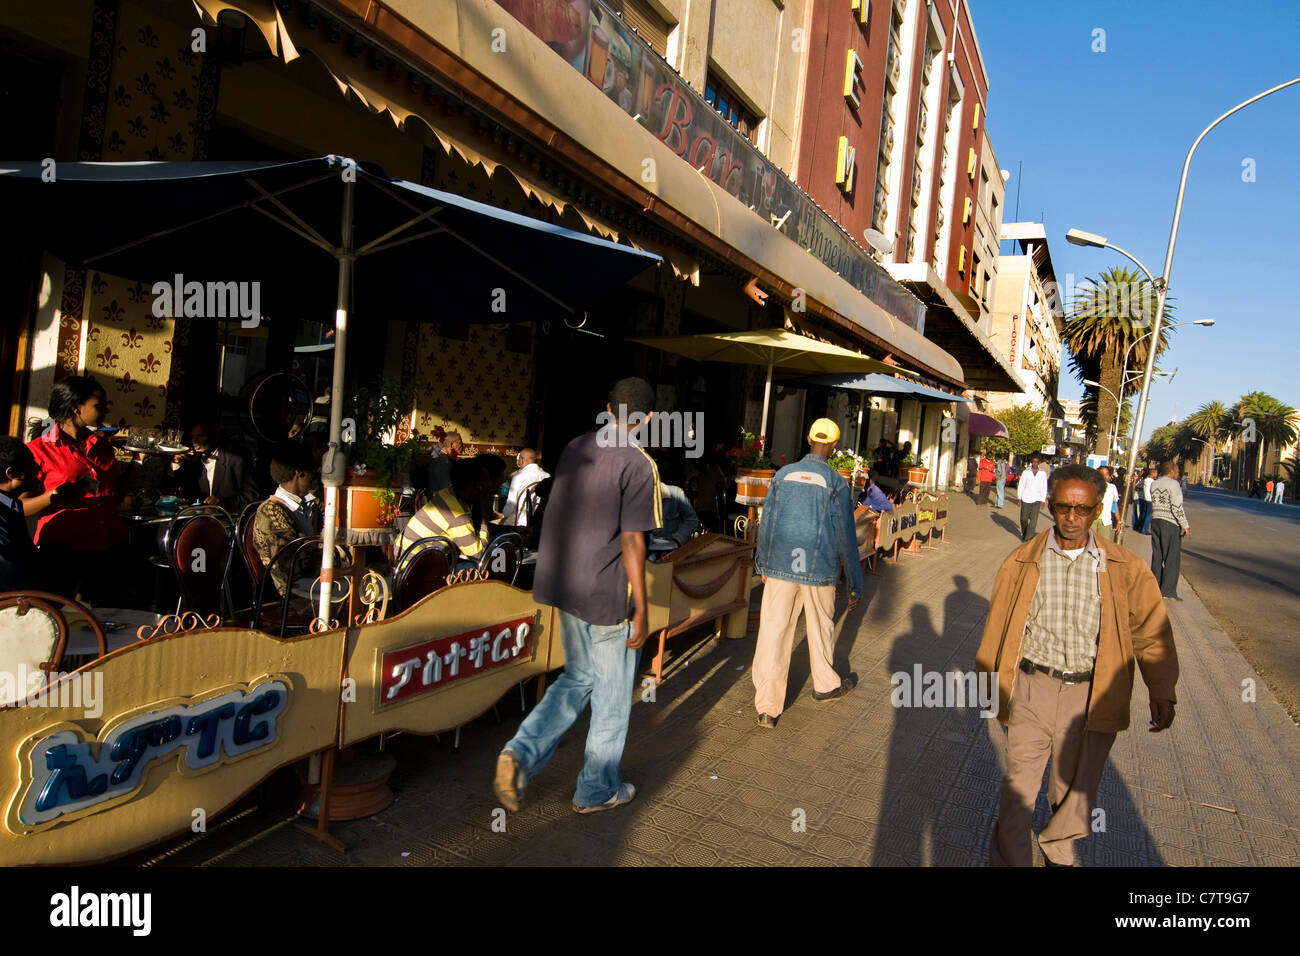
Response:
[751,418,864,727]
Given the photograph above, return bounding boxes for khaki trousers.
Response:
[752,577,840,717]
[990,667,1117,866]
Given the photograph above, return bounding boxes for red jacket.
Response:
[977,458,995,482]
[27,428,126,550]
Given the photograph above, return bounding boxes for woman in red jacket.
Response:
[977,454,996,505]
[23,375,133,604]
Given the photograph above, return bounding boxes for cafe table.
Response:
[62,606,163,668]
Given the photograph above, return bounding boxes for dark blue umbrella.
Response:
[2,156,660,622]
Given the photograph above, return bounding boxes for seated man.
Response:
[501,448,549,526]
[651,482,700,550]
[402,458,488,568]
[171,423,260,511]
[252,443,319,601]
[858,472,895,513]
[426,430,462,497]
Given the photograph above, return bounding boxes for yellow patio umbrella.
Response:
[632,328,905,445]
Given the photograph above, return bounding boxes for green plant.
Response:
[344,376,425,487]
[982,404,1052,459]
[827,449,863,471]
[726,427,774,470]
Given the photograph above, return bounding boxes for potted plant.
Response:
[827,449,867,489]
[900,452,930,486]
[727,427,778,505]
[342,377,425,530]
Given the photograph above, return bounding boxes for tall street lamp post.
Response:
[1065,76,1299,546]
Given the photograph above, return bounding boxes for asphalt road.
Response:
[1155,486,1300,721]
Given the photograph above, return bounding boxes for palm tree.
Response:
[1185,400,1231,482]
[1233,392,1299,483]
[1063,267,1174,456]
[1080,394,1132,456]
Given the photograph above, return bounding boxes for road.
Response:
[1153,486,1300,720]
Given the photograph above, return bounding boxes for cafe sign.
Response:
[12,677,289,829]
[490,0,924,333]
[379,617,535,707]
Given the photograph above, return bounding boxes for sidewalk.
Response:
[214,494,1300,867]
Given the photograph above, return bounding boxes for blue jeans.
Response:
[995,480,1005,508]
[503,609,640,808]
[1140,501,1153,534]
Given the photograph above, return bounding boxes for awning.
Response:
[1,156,659,625]
[799,372,969,404]
[632,328,903,444]
[0,157,659,320]
[967,412,1010,438]
[885,262,1022,393]
[192,0,966,388]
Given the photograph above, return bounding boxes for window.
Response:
[612,0,672,59]
[705,72,760,144]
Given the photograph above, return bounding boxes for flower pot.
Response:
[341,472,403,532]
[734,467,776,505]
[905,466,930,485]
[836,468,867,490]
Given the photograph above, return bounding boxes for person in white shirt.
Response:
[1092,465,1120,541]
[1016,455,1049,541]
[501,448,549,526]
[1274,480,1286,504]
[1140,467,1156,534]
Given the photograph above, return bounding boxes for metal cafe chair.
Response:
[253,535,353,639]
[392,535,461,614]
[477,532,526,586]
[0,591,104,704]
[163,504,237,622]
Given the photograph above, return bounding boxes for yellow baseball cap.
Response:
[808,418,840,444]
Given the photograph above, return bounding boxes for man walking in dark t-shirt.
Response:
[494,377,663,815]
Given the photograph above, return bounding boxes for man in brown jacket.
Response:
[976,464,1178,866]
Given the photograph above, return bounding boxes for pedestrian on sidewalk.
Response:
[1149,460,1190,599]
[751,418,863,728]
[1247,478,1262,499]
[977,464,1178,867]
[1140,467,1156,534]
[995,456,1008,509]
[1265,478,1274,503]
[493,377,662,816]
[977,454,995,505]
[1017,455,1048,540]
[1091,465,1118,543]
[1275,480,1286,503]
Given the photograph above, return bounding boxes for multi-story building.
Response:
[986,222,1063,419]
[2,0,971,466]
[792,0,1021,488]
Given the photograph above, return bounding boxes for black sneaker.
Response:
[811,674,858,702]
[756,713,777,728]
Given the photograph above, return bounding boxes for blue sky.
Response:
[969,0,1300,442]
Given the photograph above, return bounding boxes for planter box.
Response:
[905,466,930,485]
[734,467,776,506]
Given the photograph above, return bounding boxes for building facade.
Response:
[986,222,1063,419]
[2,0,972,474]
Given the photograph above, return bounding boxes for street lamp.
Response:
[1066,81,1298,546]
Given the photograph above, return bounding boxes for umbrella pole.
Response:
[758,359,773,448]
[855,393,865,455]
[318,176,355,628]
